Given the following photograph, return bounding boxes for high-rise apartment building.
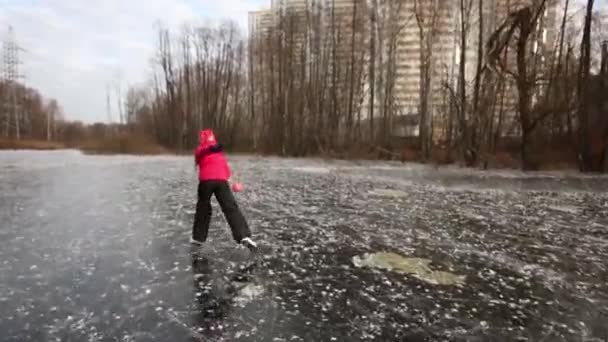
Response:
[391,1,459,114]
[249,9,274,38]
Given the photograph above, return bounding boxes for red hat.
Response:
[199,129,216,147]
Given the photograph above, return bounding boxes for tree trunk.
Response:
[458,0,469,164]
[577,0,595,172]
[521,129,532,170]
[369,0,377,144]
[471,0,484,159]
[347,0,358,146]
[249,32,256,149]
[415,0,440,161]
[516,16,534,170]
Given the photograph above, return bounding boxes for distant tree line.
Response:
[0,81,63,142]
[116,0,606,171]
[6,0,605,172]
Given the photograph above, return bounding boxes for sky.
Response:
[0,0,267,123]
[0,0,606,123]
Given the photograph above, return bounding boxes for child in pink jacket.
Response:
[192,129,257,252]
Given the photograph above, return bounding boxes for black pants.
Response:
[192,180,251,243]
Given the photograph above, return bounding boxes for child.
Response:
[192,129,257,252]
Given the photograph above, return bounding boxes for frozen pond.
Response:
[1,150,607,341]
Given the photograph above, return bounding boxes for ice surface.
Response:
[1,151,607,341]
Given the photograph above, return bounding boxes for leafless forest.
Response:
[1,0,607,172]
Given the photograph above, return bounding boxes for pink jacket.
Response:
[195,129,231,181]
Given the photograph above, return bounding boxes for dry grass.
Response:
[480,152,520,169]
[79,134,167,155]
[399,147,419,162]
[536,147,578,171]
[0,139,65,150]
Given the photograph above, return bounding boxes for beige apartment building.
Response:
[251,0,366,95]
[249,9,274,39]
[391,1,459,133]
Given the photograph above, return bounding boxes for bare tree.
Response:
[378,1,407,151]
[346,0,360,146]
[46,99,59,141]
[413,0,445,160]
[487,0,550,170]
[368,0,378,144]
[454,0,475,164]
[577,0,595,171]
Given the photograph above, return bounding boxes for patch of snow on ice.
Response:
[353,252,466,286]
[547,205,579,214]
[369,189,409,197]
[292,167,332,174]
[235,283,265,303]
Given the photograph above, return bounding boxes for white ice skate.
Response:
[240,237,258,252]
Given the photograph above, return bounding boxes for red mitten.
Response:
[231,182,244,192]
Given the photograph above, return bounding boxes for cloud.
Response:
[0,0,266,123]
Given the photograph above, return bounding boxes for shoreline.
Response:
[0,139,65,151]
[0,146,593,175]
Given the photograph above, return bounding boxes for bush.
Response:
[0,139,65,150]
[79,133,167,155]
[481,151,520,169]
[399,147,419,162]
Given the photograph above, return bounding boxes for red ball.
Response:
[231,182,244,192]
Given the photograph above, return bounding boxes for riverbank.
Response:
[0,139,65,150]
[0,137,585,173]
[0,135,166,155]
[78,134,167,155]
